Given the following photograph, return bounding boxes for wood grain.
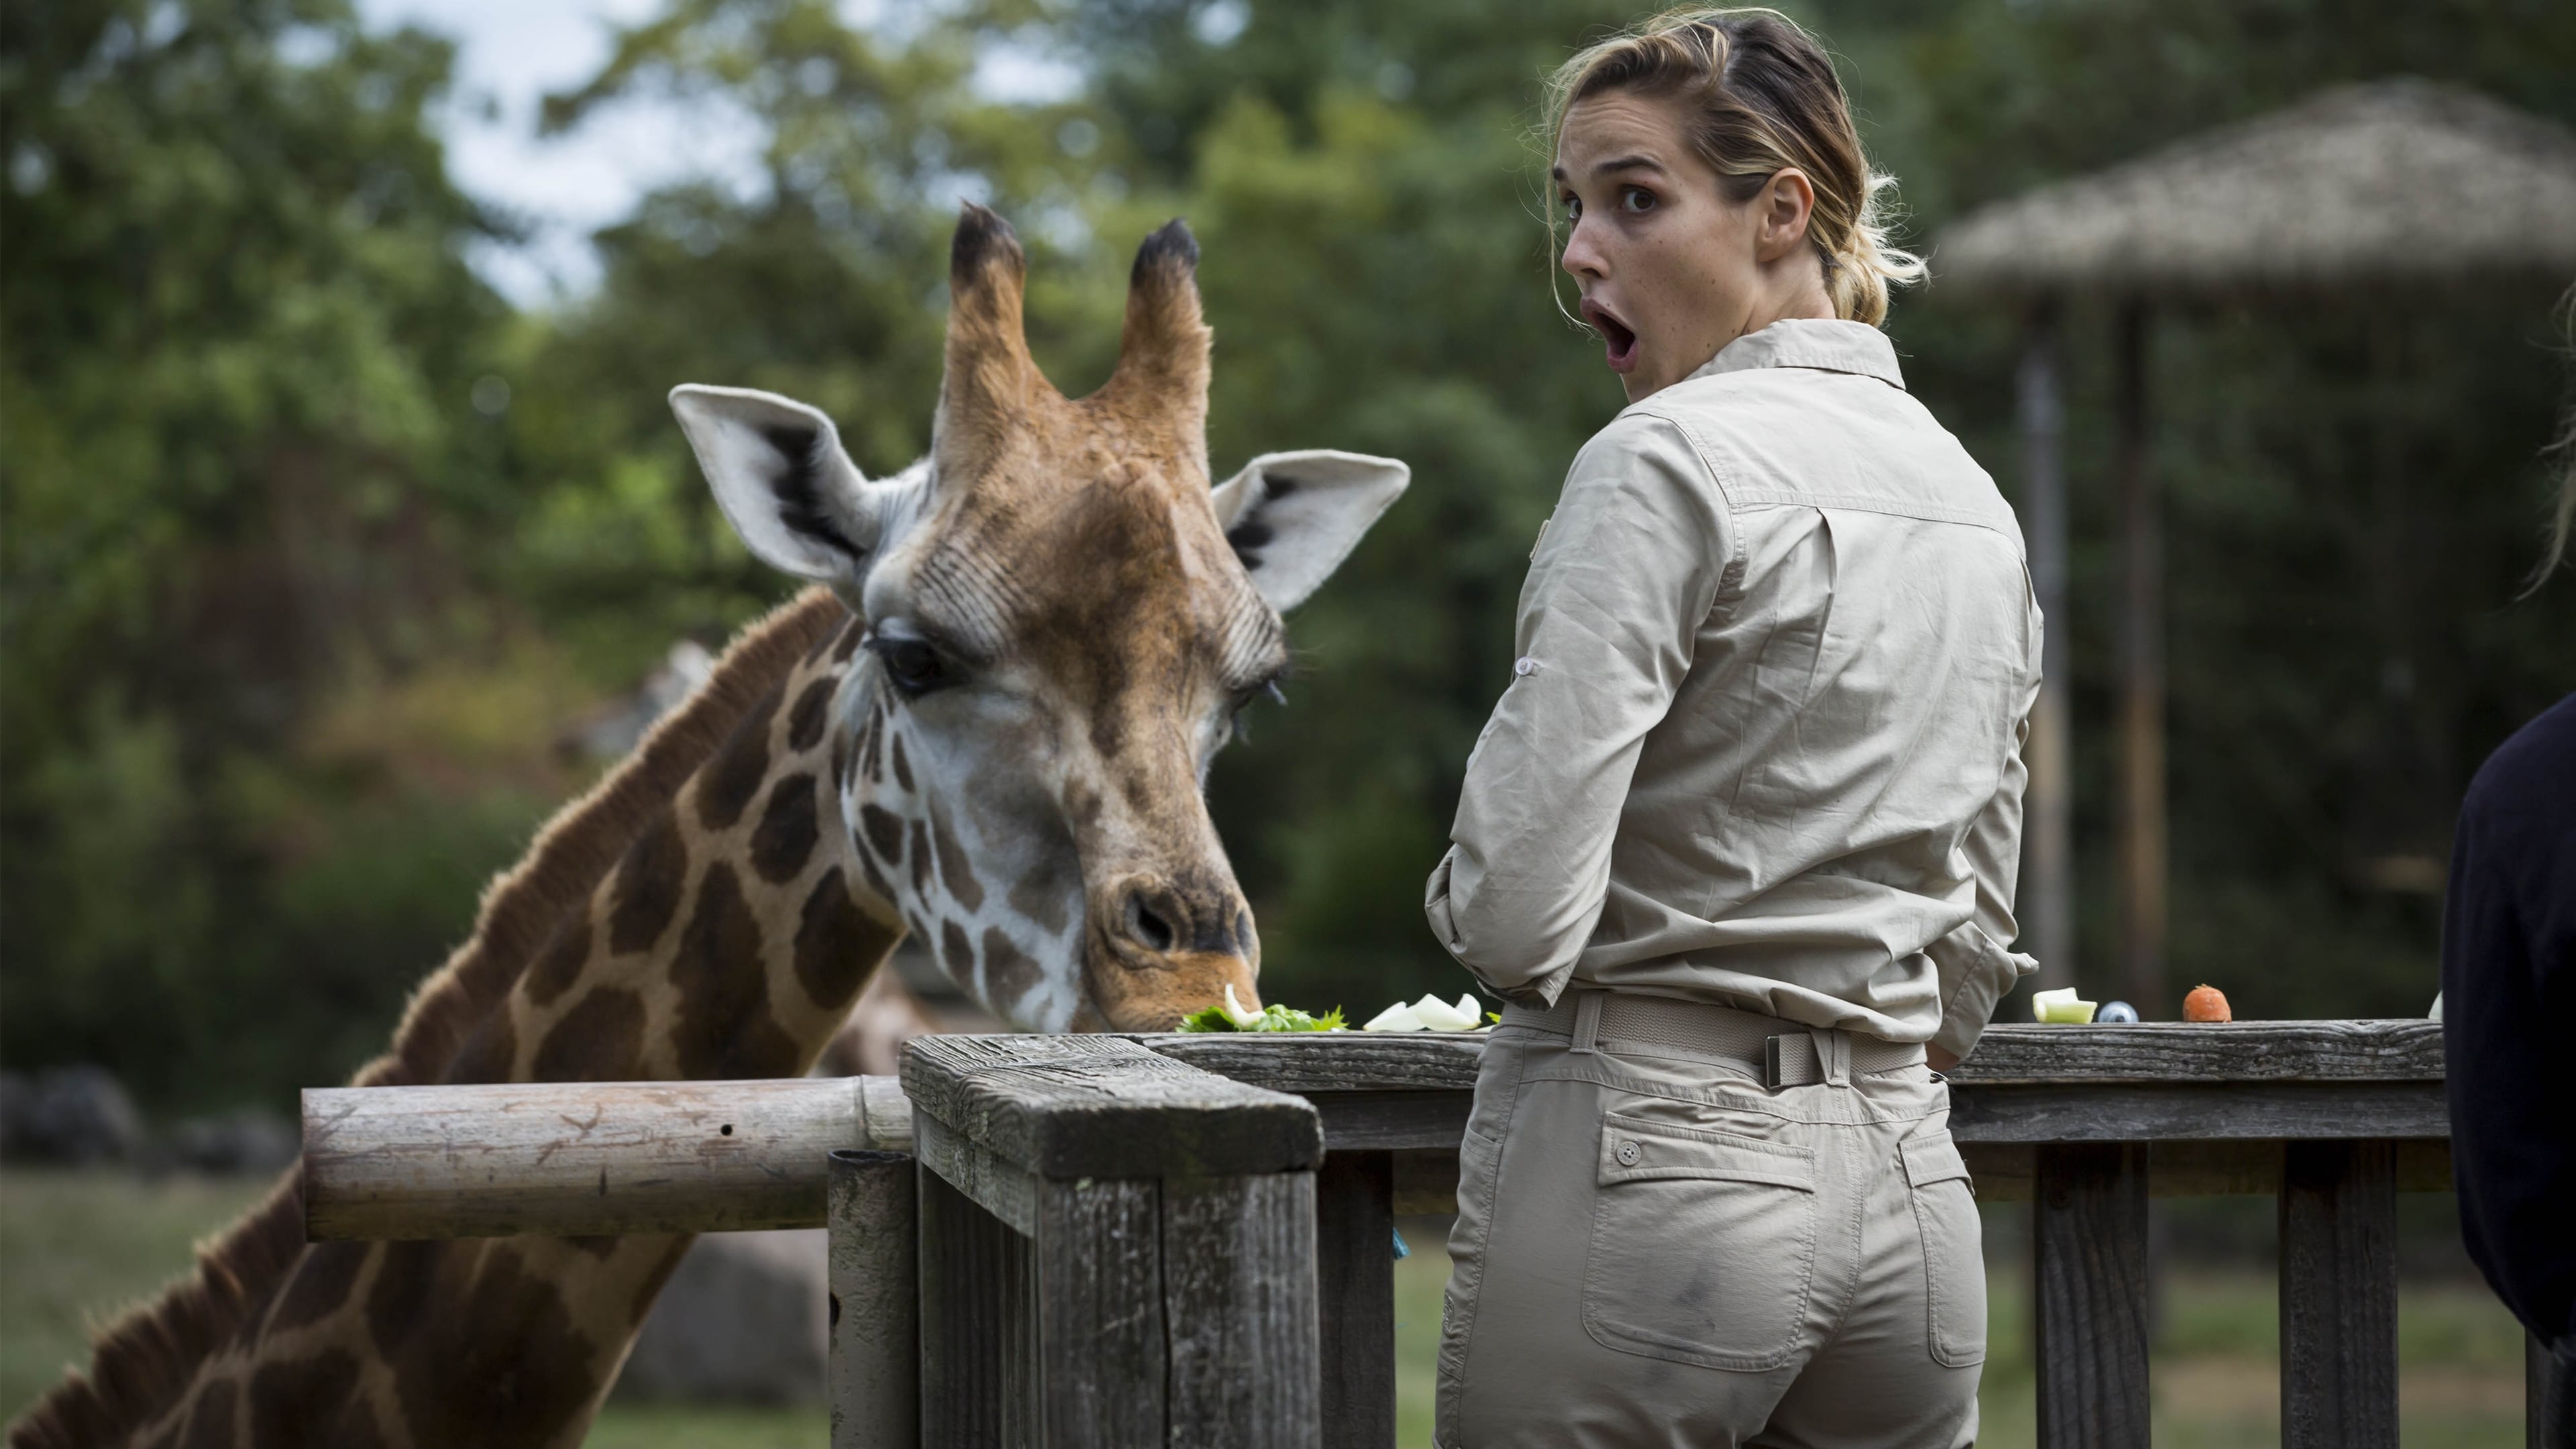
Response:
[902,1034,1322,1179]
[1035,1178,1167,1448]
[916,1166,1031,1448]
[1316,1152,1397,1448]
[1161,1171,1322,1449]
[1947,1081,2449,1142]
[2279,1140,2398,1449]
[2035,1142,2151,1449]
[827,1149,917,1449]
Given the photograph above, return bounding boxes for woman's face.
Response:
[1554,89,1828,402]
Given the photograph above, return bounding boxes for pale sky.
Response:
[359,0,1091,307]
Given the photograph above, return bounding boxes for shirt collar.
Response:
[1682,318,1907,391]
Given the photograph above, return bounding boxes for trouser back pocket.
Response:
[1581,1110,1820,1371]
[1902,1130,1988,1366]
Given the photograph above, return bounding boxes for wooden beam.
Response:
[902,1034,1322,1179]
[1949,1081,2449,1143]
[1316,1152,1397,1448]
[299,1075,907,1241]
[1945,1019,2445,1084]
[1159,1171,1322,1448]
[915,1167,1030,1448]
[2279,1140,2398,1449]
[827,1149,917,1449]
[2019,299,2077,995]
[2035,1142,2151,1448]
[1034,1177,1167,1447]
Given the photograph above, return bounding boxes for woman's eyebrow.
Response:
[1549,154,1664,184]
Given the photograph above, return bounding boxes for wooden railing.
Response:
[305,1020,2558,1448]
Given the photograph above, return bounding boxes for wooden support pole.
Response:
[916,1167,1030,1448]
[1161,1171,1322,1447]
[1315,1151,1397,1447]
[2113,301,2167,1018]
[2279,1140,2398,1449]
[827,1149,917,1449]
[2034,1142,2151,1449]
[2019,299,2076,995]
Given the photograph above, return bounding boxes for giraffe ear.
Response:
[1210,449,1411,612]
[671,385,889,583]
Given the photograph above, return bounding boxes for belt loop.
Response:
[1812,1028,1850,1087]
[1570,991,1603,1055]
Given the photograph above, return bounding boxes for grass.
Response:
[3,1172,2531,1446]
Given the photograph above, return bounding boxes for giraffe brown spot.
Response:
[248,1346,366,1449]
[532,986,647,1081]
[388,1244,600,1449]
[266,1240,371,1337]
[786,676,835,752]
[442,1010,519,1085]
[929,798,985,910]
[695,683,782,833]
[859,804,905,865]
[526,912,593,1007]
[890,732,914,793]
[908,820,933,896]
[796,868,890,1012]
[941,918,975,981]
[1010,873,1071,935]
[176,1379,237,1449]
[750,773,820,885]
[608,809,688,955]
[669,863,798,1079]
[367,1238,443,1353]
[831,616,867,663]
[629,1234,694,1324]
[983,926,1042,1011]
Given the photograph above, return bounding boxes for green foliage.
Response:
[5,0,2573,1107]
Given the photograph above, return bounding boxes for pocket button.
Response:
[1616,1140,1641,1167]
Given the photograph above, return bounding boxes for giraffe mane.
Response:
[7,588,852,1449]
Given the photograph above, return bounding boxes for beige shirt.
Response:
[1424,319,2041,1059]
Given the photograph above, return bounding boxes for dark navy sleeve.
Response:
[2441,691,2576,1344]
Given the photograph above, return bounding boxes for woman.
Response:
[1424,11,2039,1446]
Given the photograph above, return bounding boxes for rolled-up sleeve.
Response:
[1925,603,2045,1059]
[1425,414,1728,1004]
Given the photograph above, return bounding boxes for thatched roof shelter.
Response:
[1938,78,2576,294]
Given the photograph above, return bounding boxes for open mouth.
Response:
[1581,298,1640,373]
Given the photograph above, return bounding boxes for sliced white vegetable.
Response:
[2031,986,2098,1024]
[1411,993,1480,1032]
[1221,983,1265,1030]
[1363,1001,1426,1032]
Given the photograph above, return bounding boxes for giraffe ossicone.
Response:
[8,204,1407,1449]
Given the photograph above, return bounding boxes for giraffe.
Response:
[8,203,1407,1449]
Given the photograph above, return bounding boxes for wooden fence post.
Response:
[2280,1139,2398,1449]
[2034,1141,2151,1449]
[1315,1150,1397,1448]
[904,1034,1326,1447]
[828,1148,917,1449]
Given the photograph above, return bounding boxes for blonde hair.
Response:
[1542,7,1923,327]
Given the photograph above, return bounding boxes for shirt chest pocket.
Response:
[1580,1112,1821,1371]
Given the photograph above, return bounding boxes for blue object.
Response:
[2096,1000,2139,1023]
[1393,1226,1411,1260]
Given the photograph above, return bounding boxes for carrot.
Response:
[2182,984,2233,1022]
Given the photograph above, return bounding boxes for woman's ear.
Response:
[1210,449,1411,612]
[1755,168,1818,262]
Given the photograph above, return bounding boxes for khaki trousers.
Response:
[1436,1020,1985,1448]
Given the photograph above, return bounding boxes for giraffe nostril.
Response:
[1125,891,1177,954]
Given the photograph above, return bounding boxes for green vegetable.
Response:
[1175,1002,1347,1032]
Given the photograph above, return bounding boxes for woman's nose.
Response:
[1562,218,1607,279]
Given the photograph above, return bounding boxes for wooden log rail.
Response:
[303,1020,2521,1448]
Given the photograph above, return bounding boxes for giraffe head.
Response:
[667,205,1406,1032]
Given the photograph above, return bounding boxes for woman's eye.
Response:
[1620,186,1656,214]
[1562,194,1581,223]
[873,637,949,697]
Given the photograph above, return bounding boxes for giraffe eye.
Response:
[867,631,952,698]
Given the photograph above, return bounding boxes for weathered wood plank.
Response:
[1138,1032,1489,1093]
[1962,1138,2453,1202]
[1307,1091,1473,1152]
[1163,1171,1322,1449]
[1034,1177,1166,1448]
[2034,1142,2151,1449]
[918,1166,1032,1449]
[301,1076,902,1241]
[913,1110,1038,1236]
[902,1035,1322,1179]
[827,1150,916,1449]
[2279,1140,2398,1449]
[1316,1153,1397,1448]
[1949,1081,2449,1142]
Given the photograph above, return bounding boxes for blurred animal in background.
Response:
[7,205,1407,1449]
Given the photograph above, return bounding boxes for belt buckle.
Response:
[1762,1034,1796,1089]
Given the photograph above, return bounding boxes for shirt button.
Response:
[1513,656,1540,678]
[1616,1141,1642,1167]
